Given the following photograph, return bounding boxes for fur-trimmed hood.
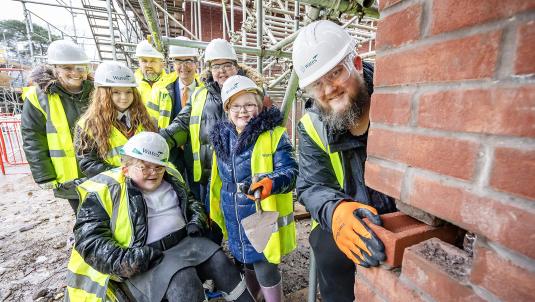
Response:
[29,64,93,95]
[210,106,283,163]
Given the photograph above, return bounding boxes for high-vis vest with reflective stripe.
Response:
[25,86,79,184]
[76,117,144,167]
[189,86,209,182]
[209,126,297,264]
[65,168,132,302]
[134,68,171,108]
[300,112,344,230]
[148,73,204,128]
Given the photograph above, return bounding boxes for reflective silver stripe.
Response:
[49,149,66,157]
[160,109,171,117]
[45,121,57,133]
[91,173,122,232]
[146,101,159,111]
[64,289,70,302]
[277,213,294,228]
[193,152,200,160]
[66,271,107,299]
[106,146,122,159]
[190,116,200,124]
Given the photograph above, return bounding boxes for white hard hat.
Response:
[204,38,237,63]
[292,20,356,88]
[169,36,198,58]
[221,75,262,111]
[135,40,164,59]
[94,61,137,87]
[47,39,90,65]
[121,132,169,166]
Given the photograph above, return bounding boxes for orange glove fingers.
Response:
[249,177,273,200]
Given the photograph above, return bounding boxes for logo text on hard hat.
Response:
[143,148,164,158]
[225,82,239,94]
[301,54,319,72]
[112,75,132,81]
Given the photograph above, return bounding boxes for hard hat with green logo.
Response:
[135,40,164,59]
[94,61,137,87]
[47,39,90,65]
[221,75,262,111]
[292,20,356,89]
[121,132,169,166]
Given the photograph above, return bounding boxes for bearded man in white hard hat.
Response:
[134,40,175,107]
[147,37,204,201]
[65,131,255,302]
[21,39,93,213]
[294,20,396,302]
[160,38,265,246]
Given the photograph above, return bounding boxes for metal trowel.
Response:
[241,189,279,253]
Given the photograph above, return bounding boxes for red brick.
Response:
[357,266,425,302]
[367,128,479,180]
[431,0,535,35]
[418,86,535,137]
[364,212,458,267]
[354,275,386,302]
[375,30,501,87]
[370,93,412,125]
[379,0,403,11]
[471,242,535,302]
[402,239,485,302]
[515,20,535,75]
[376,3,422,49]
[364,160,405,200]
[490,147,535,200]
[408,175,535,258]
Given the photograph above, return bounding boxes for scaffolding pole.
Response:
[106,0,117,60]
[21,1,34,62]
[256,0,263,73]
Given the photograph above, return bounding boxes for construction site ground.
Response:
[0,170,314,302]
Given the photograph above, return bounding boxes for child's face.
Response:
[111,87,134,112]
[123,160,166,192]
[228,93,260,132]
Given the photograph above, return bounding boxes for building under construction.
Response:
[0,0,534,301]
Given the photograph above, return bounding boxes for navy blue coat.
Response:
[210,107,298,264]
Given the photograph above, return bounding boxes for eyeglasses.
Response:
[56,65,89,74]
[210,62,236,72]
[172,59,196,66]
[132,165,166,175]
[303,59,352,95]
[229,103,258,113]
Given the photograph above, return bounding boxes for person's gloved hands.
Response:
[247,177,273,200]
[331,201,385,267]
[187,224,203,237]
[38,180,57,190]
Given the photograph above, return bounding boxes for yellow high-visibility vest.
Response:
[300,112,344,230]
[148,73,204,128]
[189,86,209,182]
[209,126,297,264]
[134,69,172,109]
[25,86,79,184]
[77,117,144,167]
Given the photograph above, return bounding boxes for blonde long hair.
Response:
[76,87,157,159]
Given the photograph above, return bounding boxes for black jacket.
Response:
[21,65,93,198]
[160,64,264,185]
[296,62,396,230]
[74,171,208,278]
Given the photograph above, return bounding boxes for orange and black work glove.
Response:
[331,201,386,267]
[247,177,273,200]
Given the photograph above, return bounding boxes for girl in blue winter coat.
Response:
[209,75,298,302]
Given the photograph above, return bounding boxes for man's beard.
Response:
[144,71,161,82]
[317,76,370,132]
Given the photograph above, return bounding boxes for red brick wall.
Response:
[361,0,535,301]
[183,3,243,41]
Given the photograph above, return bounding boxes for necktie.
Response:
[181,86,189,108]
[120,115,128,128]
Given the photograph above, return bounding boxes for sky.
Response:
[2,0,99,60]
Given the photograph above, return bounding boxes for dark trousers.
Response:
[310,227,355,302]
[165,250,253,302]
[67,199,79,214]
[200,183,223,245]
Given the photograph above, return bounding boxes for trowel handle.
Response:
[254,189,263,213]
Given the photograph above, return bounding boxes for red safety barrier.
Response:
[0,118,28,175]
